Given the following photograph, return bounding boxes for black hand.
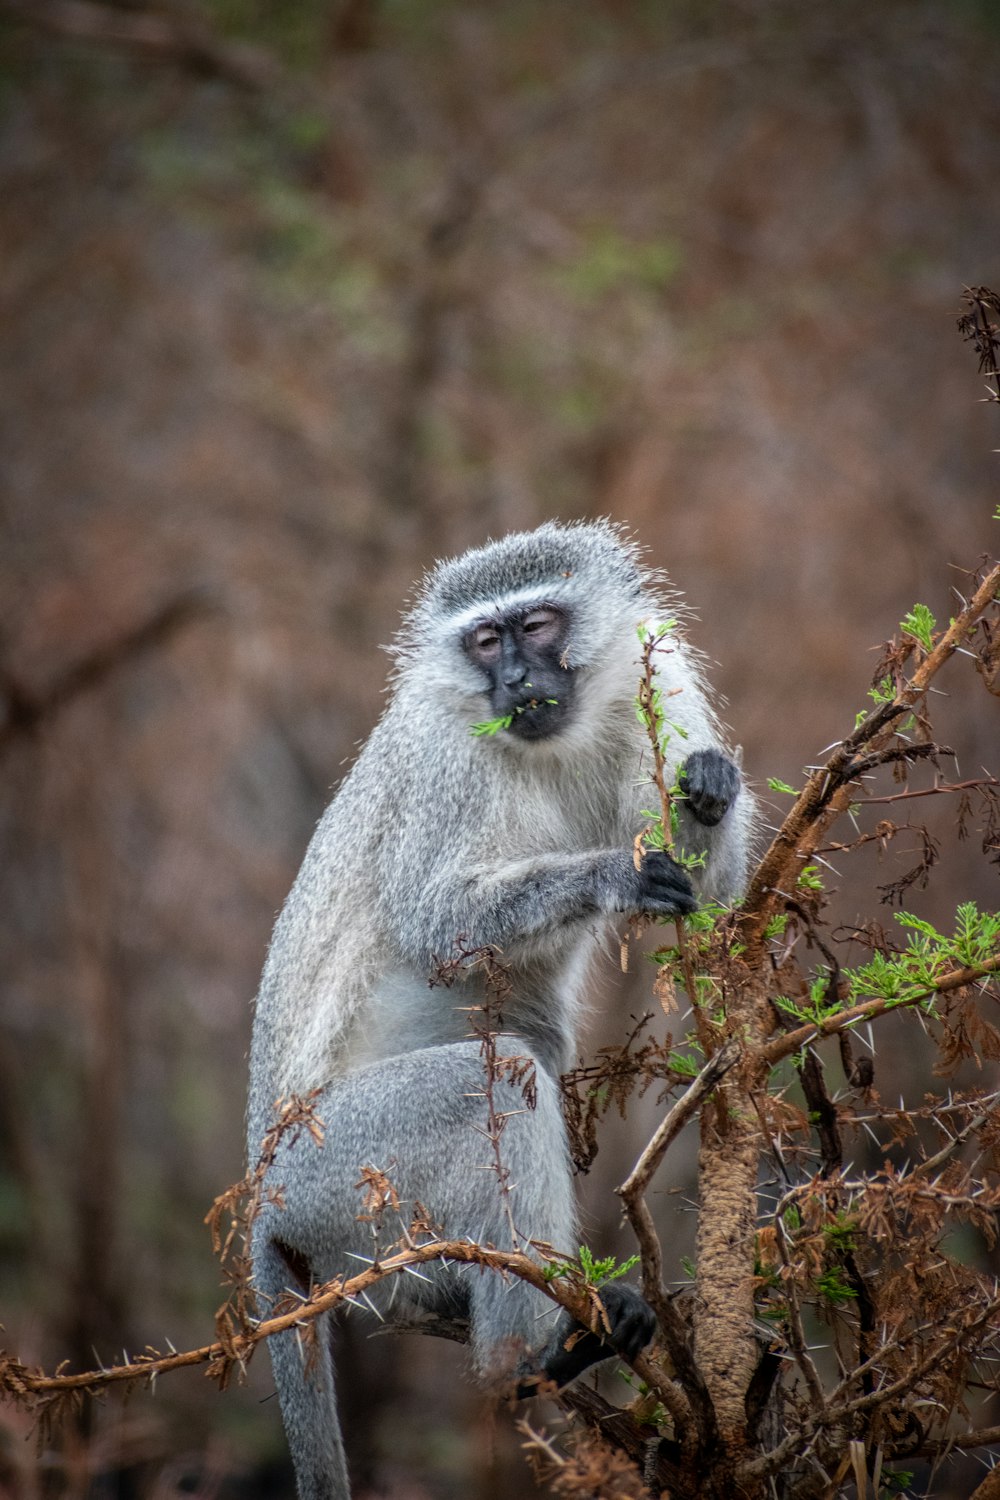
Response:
[679,748,740,828]
[636,848,698,915]
[596,1282,658,1360]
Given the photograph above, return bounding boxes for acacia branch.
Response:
[740,1293,1000,1484]
[620,1038,741,1207]
[760,952,1000,1068]
[635,626,709,1046]
[615,1039,740,1448]
[842,774,999,807]
[0,1236,679,1425]
[740,562,1000,946]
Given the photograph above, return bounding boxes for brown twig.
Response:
[433,942,536,1249]
[958,286,1000,404]
[616,1040,741,1451]
[741,1292,1000,1483]
[635,625,711,1046]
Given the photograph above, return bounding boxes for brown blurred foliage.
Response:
[0,1,998,1495]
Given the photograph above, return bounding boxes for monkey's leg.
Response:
[251,1234,350,1500]
[257,1041,579,1381]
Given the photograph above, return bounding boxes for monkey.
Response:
[247,520,753,1500]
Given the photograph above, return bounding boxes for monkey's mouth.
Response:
[506,696,564,740]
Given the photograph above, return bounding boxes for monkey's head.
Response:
[399,520,658,749]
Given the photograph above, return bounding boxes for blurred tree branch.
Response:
[0,0,282,92]
[0,592,213,755]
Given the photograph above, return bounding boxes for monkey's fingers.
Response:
[637,849,698,915]
[678,747,741,828]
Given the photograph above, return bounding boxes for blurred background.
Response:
[1,2,998,1496]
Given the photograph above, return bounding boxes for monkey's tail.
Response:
[253,1235,351,1500]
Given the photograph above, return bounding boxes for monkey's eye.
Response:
[469,624,502,659]
[521,607,562,639]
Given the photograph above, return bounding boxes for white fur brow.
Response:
[445,584,573,636]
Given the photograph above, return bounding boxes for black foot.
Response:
[522,1284,657,1395]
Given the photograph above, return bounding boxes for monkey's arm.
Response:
[403,848,697,964]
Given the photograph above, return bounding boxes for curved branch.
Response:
[0,1236,680,1428]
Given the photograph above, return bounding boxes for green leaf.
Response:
[900,602,937,653]
[469,714,513,737]
[868,676,896,707]
[767,778,799,795]
[814,1266,857,1305]
[668,1051,700,1078]
[548,1247,640,1286]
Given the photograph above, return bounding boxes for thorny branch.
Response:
[740,558,1000,947]
[741,1292,1000,1484]
[0,1234,675,1423]
[958,285,1000,404]
[761,951,1000,1068]
[633,624,707,1045]
[616,1040,741,1451]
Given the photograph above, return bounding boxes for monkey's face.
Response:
[464,604,576,741]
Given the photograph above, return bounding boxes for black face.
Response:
[464,604,575,741]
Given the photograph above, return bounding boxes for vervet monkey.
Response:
[248,520,752,1499]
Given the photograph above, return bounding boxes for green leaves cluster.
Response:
[850,904,999,1000]
[469,699,558,737]
[542,1246,640,1287]
[469,713,514,737]
[867,675,896,709]
[774,904,1000,1028]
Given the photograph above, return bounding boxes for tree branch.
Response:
[740,562,1000,947]
[0,0,282,92]
[759,953,1000,1069]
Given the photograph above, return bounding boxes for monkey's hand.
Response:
[632,847,698,916]
[678,747,741,828]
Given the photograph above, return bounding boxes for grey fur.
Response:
[247,520,753,1500]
